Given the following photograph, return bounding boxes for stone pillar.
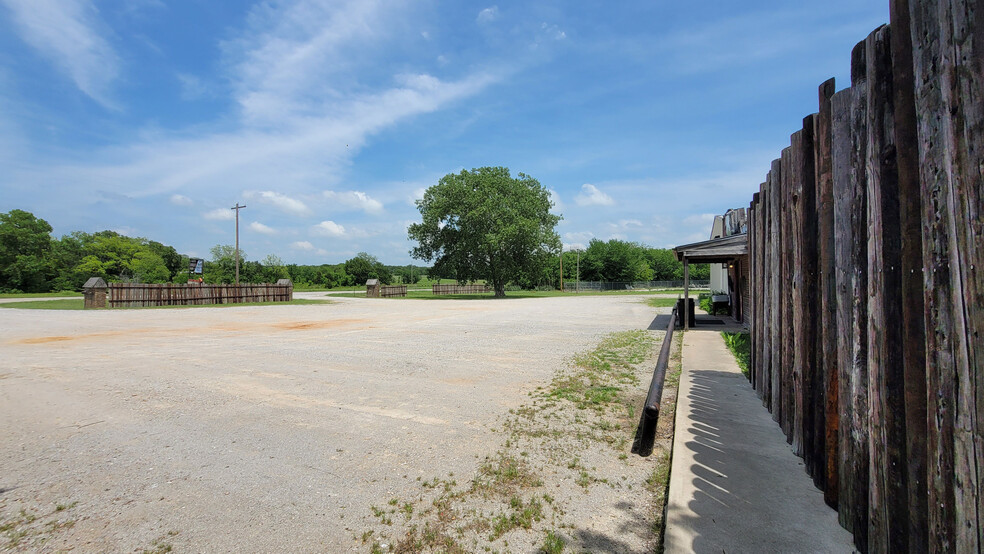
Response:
[83,277,108,309]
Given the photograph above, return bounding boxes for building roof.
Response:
[673,234,748,264]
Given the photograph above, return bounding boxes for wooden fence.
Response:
[745,2,982,552]
[380,285,407,298]
[102,282,293,308]
[431,284,490,295]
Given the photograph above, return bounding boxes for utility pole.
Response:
[560,249,564,291]
[576,249,580,294]
[231,203,246,285]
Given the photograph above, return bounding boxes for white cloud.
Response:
[169,194,193,206]
[2,0,120,108]
[312,220,346,237]
[250,221,276,235]
[203,208,235,221]
[291,240,315,250]
[683,213,717,226]
[575,184,614,206]
[540,22,566,41]
[324,190,383,214]
[477,6,498,24]
[548,189,564,214]
[246,190,311,215]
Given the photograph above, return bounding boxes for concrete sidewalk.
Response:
[664,331,854,553]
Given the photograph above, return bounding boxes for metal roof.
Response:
[673,233,748,264]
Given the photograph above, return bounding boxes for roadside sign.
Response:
[189,258,204,274]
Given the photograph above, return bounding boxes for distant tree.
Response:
[128,250,170,283]
[408,167,561,297]
[344,252,391,285]
[260,254,290,282]
[0,209,55,292]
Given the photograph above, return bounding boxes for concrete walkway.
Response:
[664,331,855,553]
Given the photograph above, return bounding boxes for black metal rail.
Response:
[631,305,678,457]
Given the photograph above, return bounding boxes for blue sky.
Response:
[0,0,888,265]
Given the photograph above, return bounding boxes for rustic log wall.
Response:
[745,1,982,551]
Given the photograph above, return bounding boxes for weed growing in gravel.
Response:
[1,502,79,549]
[540,529,566,553]
[357,328,671,552]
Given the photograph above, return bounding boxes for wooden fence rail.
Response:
[380,285,407,298]
[93,282,293,308]
[431,284,491,295]
[745,1,982,552]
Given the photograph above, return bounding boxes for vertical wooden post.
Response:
[816,77,839,507]
[683,258,690,331]
[231,203,246,286]
[887,0,929,549]
[758,182,769,409]
[780,145,795,444]
[909,0,984,550]
[768,159,783,424]
[794,115,820,480]
[864,25,910,554]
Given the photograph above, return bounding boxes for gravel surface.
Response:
[0,294,664,552]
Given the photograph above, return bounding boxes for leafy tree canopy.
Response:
[408,167,561,297]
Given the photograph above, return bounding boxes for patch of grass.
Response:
[0,291,81,298]
[0,298,332,311]
[474,454,542,496]
[721,332,750,378]
[540,530,565,553]
[488,496,543,540]
[645,297,680,308]
[330,289,695,300]
[0,299,85,310]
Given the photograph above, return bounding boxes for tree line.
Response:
[0,208,707,293]
[0,209,427,293]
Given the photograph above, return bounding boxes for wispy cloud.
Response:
[203,208,235,221]
[169,194,193,207]
[1,0,120,108]
[291,240,315,250]
[249,221,276,235]
[245,191,310,216]
[548,189,564,214]
[575,184,614,206]
[476,6,498,24]
[312,220,346,237]
[324,190,383,214]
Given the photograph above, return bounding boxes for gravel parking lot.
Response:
[0,294,663,552]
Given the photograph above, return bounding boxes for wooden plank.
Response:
[780,145,795,444]
[796,114,820,481]
[816,76,839,508]
[944,0,984,549]
[768,159,783,424]
[910,0,984,550]
[864,24,910,554]
[760,180,773,411]
[848,39,871,551]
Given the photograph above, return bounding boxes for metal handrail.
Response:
[631,305,678,457]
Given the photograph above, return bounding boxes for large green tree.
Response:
[408,167,561,297]
[0,209,55,292]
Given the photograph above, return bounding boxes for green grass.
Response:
[0,298,331,311]
[721,332,751,377]
[645,297,679,308]
[0,299,85,310]
[328,289,685,300]
[0,291,81,298]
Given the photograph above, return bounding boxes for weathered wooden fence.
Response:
[431,284,491,295]
[95,281,293,308]
[380,285,407,297]
[746,1,982,552]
